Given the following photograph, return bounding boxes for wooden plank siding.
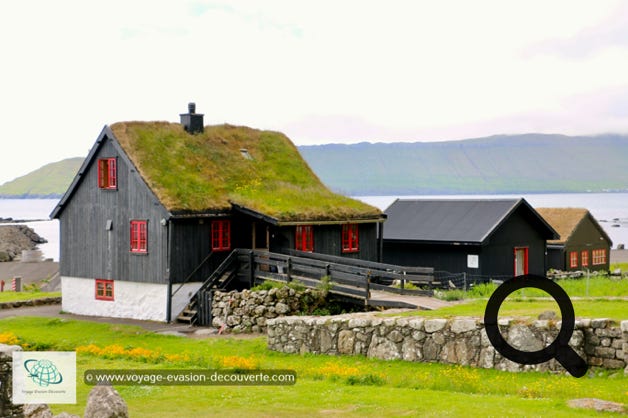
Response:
[59,137,170,284]
[384,205,549,278]
[272,223,378,261]
[561,216,611,272]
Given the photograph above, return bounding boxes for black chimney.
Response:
[180,102,204,134]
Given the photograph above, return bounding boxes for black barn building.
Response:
[536,208,612,272]
[51,105,384,322]
[382,198,558,280]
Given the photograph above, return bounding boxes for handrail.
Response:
[287,249,434,275]
[171,250,215,298]
[197,248,242,292]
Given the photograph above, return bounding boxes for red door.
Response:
[514,247,529,276]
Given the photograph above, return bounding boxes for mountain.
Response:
[0,157,84,198]
[4,133,628,198]
[298,134,628,195]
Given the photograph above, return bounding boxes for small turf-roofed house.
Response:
[382,198,558,280]
[51,104,383,322]
[536,208,612,273]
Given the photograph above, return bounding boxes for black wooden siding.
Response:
[273,223,378,261]
[384,205,548,278]
[59,138,170,284]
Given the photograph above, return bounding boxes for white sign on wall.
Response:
[467,254,479,269]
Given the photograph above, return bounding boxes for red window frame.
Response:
[581,250,589,267]
[569,251,579,268]
[95,279,114,301]
[295,225,314,252]
[98,158,117,189]
[130,220,148,253]
[342,224,359,253]
[513,247,528,276]
[592,249,607,265]
[211,220,231,251]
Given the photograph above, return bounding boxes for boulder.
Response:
[24,404,53,418]
[83,385,128,418]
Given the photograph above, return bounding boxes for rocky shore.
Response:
[0,225,47,262]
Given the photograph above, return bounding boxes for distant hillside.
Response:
[299,134,628,195]
[0,157,83,198]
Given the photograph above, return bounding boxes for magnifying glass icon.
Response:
[484,274,588,378]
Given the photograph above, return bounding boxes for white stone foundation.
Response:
[61,276,201,322]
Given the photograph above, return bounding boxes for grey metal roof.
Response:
[383,198,556,244]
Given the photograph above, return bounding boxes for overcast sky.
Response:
[2,1,628,184]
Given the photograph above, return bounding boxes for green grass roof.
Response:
[110,122,382,222]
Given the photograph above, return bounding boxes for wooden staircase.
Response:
[175,251,241,325]
[174,248,436,326]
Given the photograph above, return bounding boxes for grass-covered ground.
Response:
[0,317,625,417]
[0,290,60,303]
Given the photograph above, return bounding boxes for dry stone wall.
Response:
[268,315,628,374]
[211,288,325,333]
[0,344,23,418]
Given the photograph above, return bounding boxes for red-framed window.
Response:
[98,158,117,189]
[95,279,114,301]
[581,250,589,267]
[513,247,528,276]
[130,220,148,253]
[592,249,607,265]
[342,224,359,253]
[295,225,314,252]
[211,220,231,251]
[569,251,579,268]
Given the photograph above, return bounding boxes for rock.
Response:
[450,318,476,334]
[275,302,290,315]
[54,413,81,418]
[507,325,544,352]
[537,310,556,320]
[567,398,626,414]
[424,319,447,333]
[24,404,53,418]
[83,385,128,418]
[337,330,355,354]
[367,335,400,360]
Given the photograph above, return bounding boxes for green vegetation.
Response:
[299,134,628,194]
[389,298,627,321]
[436,276,628,300]
[0,157,83,198]
[0,291,60,303]
[0,317,625,417]
[423,276,628,320]
[112,122,381,221]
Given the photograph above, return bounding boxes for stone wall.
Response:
[0,297,61,310]
[267,315,628,373]
[0,344,24,418]
[211,288,326,333]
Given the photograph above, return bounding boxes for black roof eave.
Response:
[383,238,484,246]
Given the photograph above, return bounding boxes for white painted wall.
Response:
[61,277,202,322]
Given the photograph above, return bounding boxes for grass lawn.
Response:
[0,290,60,303]
[391,298,628,322]
[0,317,626,417]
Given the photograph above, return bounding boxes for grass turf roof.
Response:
[110,122,381,222]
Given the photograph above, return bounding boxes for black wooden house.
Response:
[51,104,384,322]
[536,208,612,272]
[382,198,558,280]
